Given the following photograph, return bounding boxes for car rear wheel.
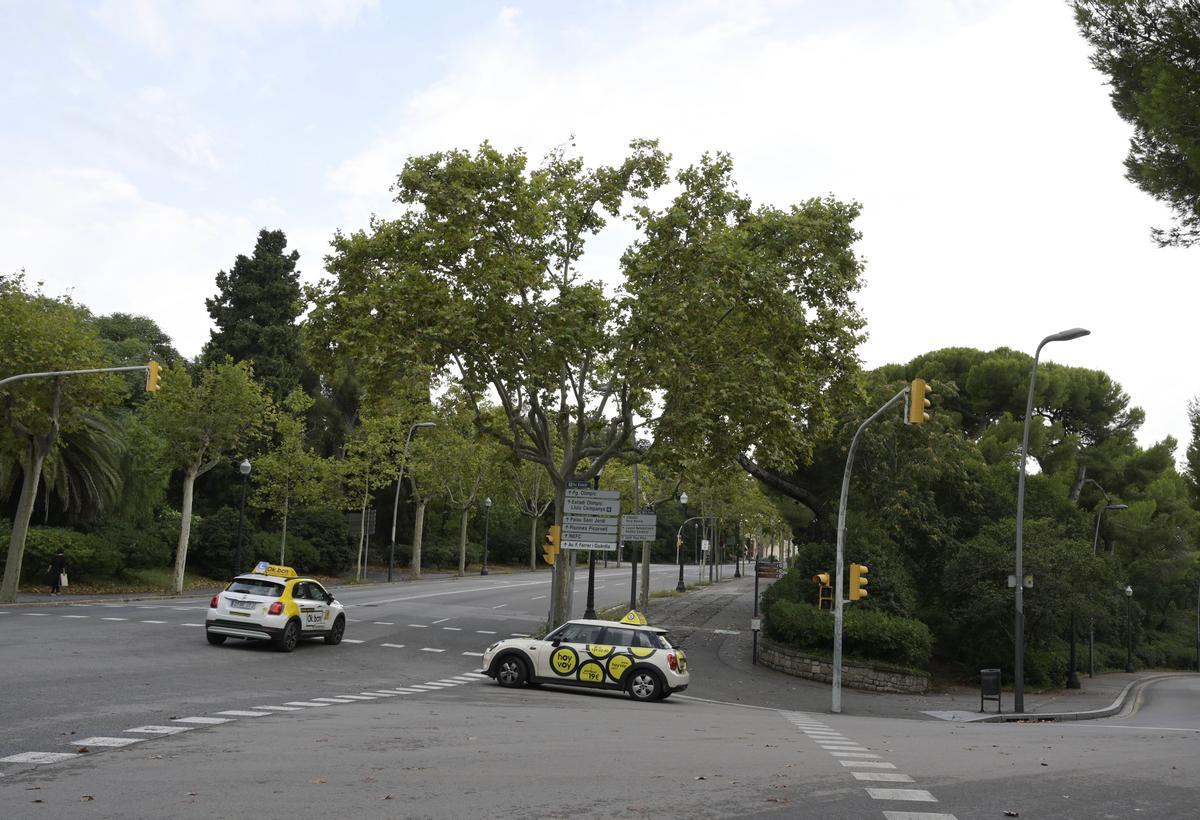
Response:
[627,669,662,702]
[324,616,345,645]
[206,632,227,646]
[495,655,528,687]
[276,619,300,652]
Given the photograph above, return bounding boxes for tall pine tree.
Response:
[203,229,306,402]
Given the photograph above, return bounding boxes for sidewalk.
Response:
[640,573,1175,722]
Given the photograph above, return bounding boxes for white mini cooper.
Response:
[481,613,689,702]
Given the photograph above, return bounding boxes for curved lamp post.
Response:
[389,421,436,582]
[1014,327,1089,713]
[234,458,251,576]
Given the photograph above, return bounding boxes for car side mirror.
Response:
[325,594,335,604]
[551,639,561,647]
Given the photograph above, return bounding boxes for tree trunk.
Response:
[173,466,199,595]
[0,448,48,603]
[356,485,368,580]
[457,507,469,577]
[639,540,650,611]
[529,515,539,571]
[550,483,569,627]
[411,498,426,579]
[279,492,290,565]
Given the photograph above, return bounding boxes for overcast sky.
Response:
[2,0,1194,453]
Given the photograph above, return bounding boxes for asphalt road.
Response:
[0,562,705,765]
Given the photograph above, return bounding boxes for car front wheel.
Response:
[627,669,662,702]
[495,655,528,688]
[324,616,345,645]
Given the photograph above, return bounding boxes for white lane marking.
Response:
[173,607,194,611]
[531,595,546,600]
[406,685,446,691]
[408,624,428,628]
[215,710,272,717]
[311,697,357,703]
[476,630,497,634]
[712,629,740,635]
[492,604,507,609]
[25,613,49,617]
[435,679,465,685]
[420,682,457,688]
[388,689,424,694]
[172,717,232,725]
[354,578,551,607]
[61,615,89,619]
[829,752,881,758]
[373,622,394,625]
[0,752,77,764]
[461,651,483,657]
[381,643,406,649]
[182,623,203,627]
[126,725,194,734]
[284,701,331,707]
[362,692,398,697]
[882,813,959,820]
[432,618,450,624]
[141,620,167,624]
[839,761,896,769]
[462,672,490,678]
[853,772,915,782]
[72,737,144,747]
[101,617,128,621]
[449,675,480,682]
[252,706,304,712]
[866,789,938,802]
[341,639,364,644]
[442,627,462,631]
[510,633,529,637]
[420,647,445,653]
[595,585,606,590]
[333,695,378,700]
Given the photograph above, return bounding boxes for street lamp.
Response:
[1014,326,1089,713]
[677,493,688,592]
[1125,585,1135,673]
[481,497,492,576]
[234,458,251,576]
[1084,487,1128,681]
[584,470,602,619]
[389,421,436,582]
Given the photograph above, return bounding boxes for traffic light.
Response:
[145,360,162,393]
[813,571,833,610]
[849,563,870,601]
[543,525,561,566]
[907,378,931,424]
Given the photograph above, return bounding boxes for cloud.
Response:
[91,0,173,58]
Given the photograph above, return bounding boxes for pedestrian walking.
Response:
[48,549,68,595]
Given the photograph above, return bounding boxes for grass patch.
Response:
[52,568,222,596]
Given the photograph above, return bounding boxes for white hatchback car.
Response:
[481,614,689,702]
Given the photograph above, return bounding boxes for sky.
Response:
[1,0,1195,453]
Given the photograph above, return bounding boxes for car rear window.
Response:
[227,580,284,598]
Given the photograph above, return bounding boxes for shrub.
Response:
[289,509,355,574]
[251,531,321,576]
[764,597,932,669]
[21,527,125,583]
[191,507,254,578]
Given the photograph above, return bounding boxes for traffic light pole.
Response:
[832,386,909,714]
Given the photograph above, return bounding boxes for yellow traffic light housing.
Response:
[907,378,931,424]
[849,562,870,601]
[145,360,162,393]
[543,525,561,566]
[813,571,833,610]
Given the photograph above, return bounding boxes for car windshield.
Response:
[226,579,284,598]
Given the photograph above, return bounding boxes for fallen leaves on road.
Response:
[76,747,90,754]
[81,795,95,801]
[312,778,326,784]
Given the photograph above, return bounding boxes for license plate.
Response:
[230,600,256,610]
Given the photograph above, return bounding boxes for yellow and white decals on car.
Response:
[606,654,634,681]
[551,646,579,676]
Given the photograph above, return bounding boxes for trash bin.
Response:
[980,668,1001,713]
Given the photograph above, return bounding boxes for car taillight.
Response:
[268,602,284,615]
[667,652,678,671]
[210,595,219,609]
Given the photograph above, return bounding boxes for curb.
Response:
[977,672,1195,723]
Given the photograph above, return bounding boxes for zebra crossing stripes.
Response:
[780,711,957,819]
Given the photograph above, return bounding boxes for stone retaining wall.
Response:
[758,637,929,694]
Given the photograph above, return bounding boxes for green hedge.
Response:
[764,598,932,669]
[20,527,126,584]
